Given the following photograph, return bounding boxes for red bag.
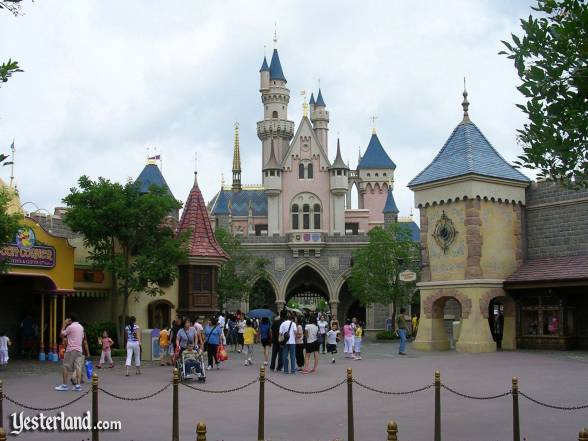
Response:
[216,344,228,362]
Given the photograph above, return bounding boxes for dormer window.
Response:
[337,170,342,176]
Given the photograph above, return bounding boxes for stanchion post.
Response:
[579,427,588,441]
[434,370,441,441]
[0,427,6,441]
[387,420,398,441]
[196,421,207,441]
[347,368,354,441]
[258,366,265,441]
[512,377,520,441]
[0,379,3,429]
[91,372,99,441]
[172,368,179,441]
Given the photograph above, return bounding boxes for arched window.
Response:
[313,204,321,229]
[272,110,278,119]
[291,204,299,230]
[303,204,310,229]
[298,163,305,179]
[307,163,314,179]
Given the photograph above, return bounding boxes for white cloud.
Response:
[0,0,535,219]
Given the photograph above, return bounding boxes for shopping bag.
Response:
[85,359,94,380]
[216,344,228,362]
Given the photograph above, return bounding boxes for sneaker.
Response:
[332,359,336,364]
[97,364,102,369]
[55,384,68,391]
[207,365,212,370]
[263,361,268,366]
[357,356,362,360]
[73,384,82,392]
[399,352,407,356]
[216,364,220,370]
[109,364,114,368]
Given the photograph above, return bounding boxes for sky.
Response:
[0,0,536,219]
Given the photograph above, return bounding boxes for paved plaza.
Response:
[1,341,588,441]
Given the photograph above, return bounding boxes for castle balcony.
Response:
[257,119,295,140]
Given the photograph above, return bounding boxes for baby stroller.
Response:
[175,347,206,382]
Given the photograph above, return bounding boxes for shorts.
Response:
[305,341,319,353]
[261,338,271,347]
[63,350,83,372]
[244,344,254,355]
[237,334,244,345]
[327,344,338,354]
[354,340,362,353]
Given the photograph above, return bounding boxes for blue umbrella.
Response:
[246,308,275,319]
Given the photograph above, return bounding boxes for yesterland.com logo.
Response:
[10,411,121,435]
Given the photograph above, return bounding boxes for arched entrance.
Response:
[284,266,330,313]
[484,294,516,350]
[249,277,277,311]
[426,295,464,351]
[337,280,365,325]
[148,300,174,329]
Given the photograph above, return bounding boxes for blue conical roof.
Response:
[136,163,174,197]
[408,120,530,187]
[309,93,315,105]
[315,88,326,107]
[357,133,396,169]
[383,186,399,214]
[269,49,286,82]
[259,56,269,72]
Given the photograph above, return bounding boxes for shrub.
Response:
[84,322,119,356]
[376,330,399,340]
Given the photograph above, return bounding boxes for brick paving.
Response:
[1,341,588,440]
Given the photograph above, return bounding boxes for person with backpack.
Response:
[279,312,297,374]
[259,316,271,366]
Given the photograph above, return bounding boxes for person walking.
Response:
[159,325,171,366]
[243,319,257,366]
[343,319,354,358]
[303,316,319,373]
[204,318,223,370]
[411,314,419,338]
[270,311,284,372]
[353,322,364,360]
[97,330,114,369]
[326,322,340,364]
[279,313,297,374]
[0,330,11,368]
[259,317,271,366]
[176,319,197,355]
[397,308,408,355]
[124,316,141,376]
[236,315,246,353]
[55,314,84,391]
[317,314,328,354]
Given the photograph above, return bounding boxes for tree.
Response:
[0,59,23,86]
[349,223,420,327]
[0,187,21,273]
[500,0,588,188]
[214,228,268,309]
[62,176,186,339]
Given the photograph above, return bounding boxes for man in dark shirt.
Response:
[269,310,285,372]
[169,316,182,353]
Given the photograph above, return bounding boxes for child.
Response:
[343,319,354,358]
[0,330,11,368]
[326,323,340,364]
[97,330,114,369]
[243,319,257,366]
[159,326,171,366]
[353,322,364,360]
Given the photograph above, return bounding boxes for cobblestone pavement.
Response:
[1,341,588,441]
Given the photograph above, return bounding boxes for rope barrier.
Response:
[4,389,91,411]
[519,391,588,411]
[441,384,512,400]
[98,382,172,401]
[266,377,346,394]
[180,378,259,394]
[354,379,434,395]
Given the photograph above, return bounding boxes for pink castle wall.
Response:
[363,182,388,224]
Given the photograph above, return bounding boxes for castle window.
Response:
[375,173,379,177]
[383,172,387,176]
[264,171,268,177]
[192,267,211,292]
[270,170,275,176]
[272,110,278,119]
[331,170,335,176]
[313,204,321,229]
[291,204,299,230]
[303,204,310,229]
[298,163,305,179]
[255,224,268,236]
[307,163,314,179]
[367,173,371,177]
[337,169,342,176]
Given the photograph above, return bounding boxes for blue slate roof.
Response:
[269,49,286,82]
[315,89,326,107]
[383,187,399,214]
[260,56,269,72]
[408,120,530,187]
[309,93,315,105]
[211,189,268,217]
[136,163,174,197]
[357,133,396,169]
[399,221,420,242]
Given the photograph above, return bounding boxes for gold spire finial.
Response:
[221,173,225,187]
[273,22,277,46]
[462,77,470,122]
[300,90,308,117]
[370,115,378,134]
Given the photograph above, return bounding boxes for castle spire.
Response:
[232,122,242,192]
[462,77,470,122]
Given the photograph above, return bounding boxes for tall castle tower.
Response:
[310,88,330,154]
[257,37,294,166]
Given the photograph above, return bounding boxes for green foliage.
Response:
[214,228,268,308]
[500,0,588,188]
[376,330,399,341]
[286,298,300,309]
[0,59,22,85]
[349,223,420,322]
[316,298,329,312]
[0,188,22,273]
[62,176,186,325]
[84,321,118,356]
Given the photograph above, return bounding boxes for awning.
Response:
[504,255,588,288]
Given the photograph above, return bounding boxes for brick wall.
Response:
[525,181,588,259]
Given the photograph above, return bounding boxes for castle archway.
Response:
[283,265,331,313]
[248,276,278,312]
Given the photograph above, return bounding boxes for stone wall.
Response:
[525,181,588,259]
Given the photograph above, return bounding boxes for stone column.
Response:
[330,300,339,322]
[275,300,286,312]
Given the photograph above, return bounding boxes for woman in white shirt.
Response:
[303,316,320,373]
[317,315,328,354]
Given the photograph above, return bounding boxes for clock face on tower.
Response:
[432,211,457,254]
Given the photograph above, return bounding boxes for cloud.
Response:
[0,0,535,219]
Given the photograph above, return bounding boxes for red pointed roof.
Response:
[178,174,229,260]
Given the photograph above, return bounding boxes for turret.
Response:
[383,184,399,226]
[310,88,329,155]
[263,139,283,236]
[257,42,294,165]
[329,139,349,235]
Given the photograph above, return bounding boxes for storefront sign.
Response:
[0,227,56,268]
[399,270,417,282]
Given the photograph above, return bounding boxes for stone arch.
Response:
[147,299,175,329]
[422,288,472,319]
[479,288,516,350]
[279,259,334,304]
[332,268,352,303]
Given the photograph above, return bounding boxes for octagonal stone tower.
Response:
[408,88,530,352]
